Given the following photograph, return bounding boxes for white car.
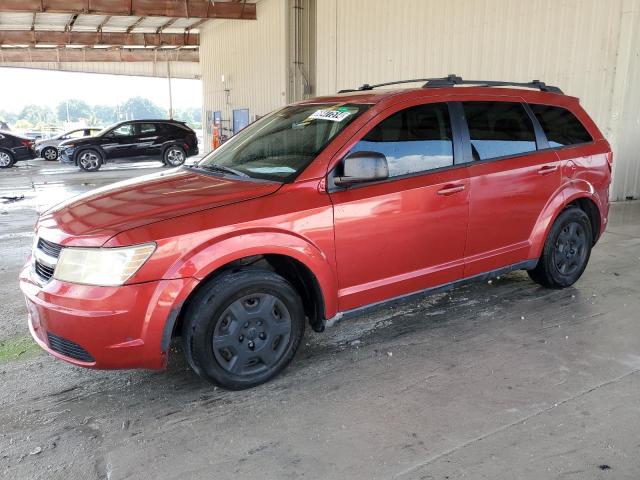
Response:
[35,127,102,161]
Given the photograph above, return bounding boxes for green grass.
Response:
[0,335,43,362]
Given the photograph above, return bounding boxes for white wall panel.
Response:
[200,0,287,149]
[315,0,640,200]
[198,0,639,199]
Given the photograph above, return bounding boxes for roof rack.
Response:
[338,74,563,94]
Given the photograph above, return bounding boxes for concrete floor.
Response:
[1,158,639,480]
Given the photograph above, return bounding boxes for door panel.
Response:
[137,123,161,157]
[101,123,137,159]
[460,101,562,276]
[464,150,561,275]
[233,109,250,135]
[331,170,469,311]
[329,101,469,312]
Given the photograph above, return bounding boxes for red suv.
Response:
[20,76,612,389]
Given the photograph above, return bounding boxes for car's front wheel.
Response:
[182,269,305,390]
[41,147,58,161]
[528,207,593,288]
[163,146,186,167]
[77,149,103,172]
[0,150,15,168]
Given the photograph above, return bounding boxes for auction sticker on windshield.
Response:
[308,108,353,122]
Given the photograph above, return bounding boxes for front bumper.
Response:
[20,263,198,370]
[58,147,75,164]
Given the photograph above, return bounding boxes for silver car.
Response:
[35,128,102,161]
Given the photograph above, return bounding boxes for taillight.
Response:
[21,139,34,148]
[606,151,613,172]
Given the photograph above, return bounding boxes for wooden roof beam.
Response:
[0,1,257,20]
[0,30,199,47]
[0,47,199,62]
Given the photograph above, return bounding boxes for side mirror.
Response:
[334,151,389,186]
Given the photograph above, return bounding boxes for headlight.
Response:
[53,243,156,286]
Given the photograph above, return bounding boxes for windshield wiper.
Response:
[196,163,250,178]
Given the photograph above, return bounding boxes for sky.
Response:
[0,67,202,112]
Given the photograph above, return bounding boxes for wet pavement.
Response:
[1,158,639,479]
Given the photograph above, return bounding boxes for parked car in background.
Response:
[0,121,9,131]
[35,127,102,161]
[21,77,611,389]
[23,131,46,141]
[0,131,37,168]
[58,120,199,171]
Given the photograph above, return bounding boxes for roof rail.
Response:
[338,74,563,94]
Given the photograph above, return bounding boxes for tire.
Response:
[527,207,593,289]
[0,150,15,168]
[163,145,186,167]
[77,149,103,172]
[182,268,305,390]
[41,147,58,161]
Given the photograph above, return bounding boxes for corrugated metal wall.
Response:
[315,0,640,200]
[0,61,200,79]
[611,2,640,200]
[200,0,288,148]
[199,0,640,200]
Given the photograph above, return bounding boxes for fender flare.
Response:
[527,180,603,259]
[166,230,339,320]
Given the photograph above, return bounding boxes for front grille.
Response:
[34,238,62,282]
[34,261,55,280]
[37,238,62,258]
[47,332,95,363]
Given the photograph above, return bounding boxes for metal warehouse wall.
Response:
[200,0,640,200]
[200,0,288,148]
[0,61,200,79]
[316,0,640,201]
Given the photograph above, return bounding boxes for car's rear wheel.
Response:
[528,207,593,288]
[163,146,186,167]
[182,269,305,390]
[0,150,15,168]
[77,149,103,172]
[42,147,58,161]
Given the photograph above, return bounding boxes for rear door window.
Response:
[352,102,454,177]
[138,123,157,135]
[528,104,592,147]
[462,102,537,161]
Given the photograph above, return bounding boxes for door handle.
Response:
[538,165,558,175]
[437,184,466,196]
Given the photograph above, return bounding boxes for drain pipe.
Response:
[166,53,173,119]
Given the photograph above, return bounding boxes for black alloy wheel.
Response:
[528,207,593,288]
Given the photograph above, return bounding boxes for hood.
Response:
[37,168,282,246]
[58,136,94,147]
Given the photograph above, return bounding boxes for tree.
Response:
[14,119,33,130]
[18,105,55,125]
[0,110,18,125]
[173,107,202,130]
[92,105,119,126]
[120,97,167,120]
[56,99,92,123]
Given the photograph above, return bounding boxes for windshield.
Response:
[195,103,369,182]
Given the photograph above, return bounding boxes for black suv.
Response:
[0,131,37,168]
[58,120,199,171]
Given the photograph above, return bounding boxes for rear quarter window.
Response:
[529,104,593,148]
